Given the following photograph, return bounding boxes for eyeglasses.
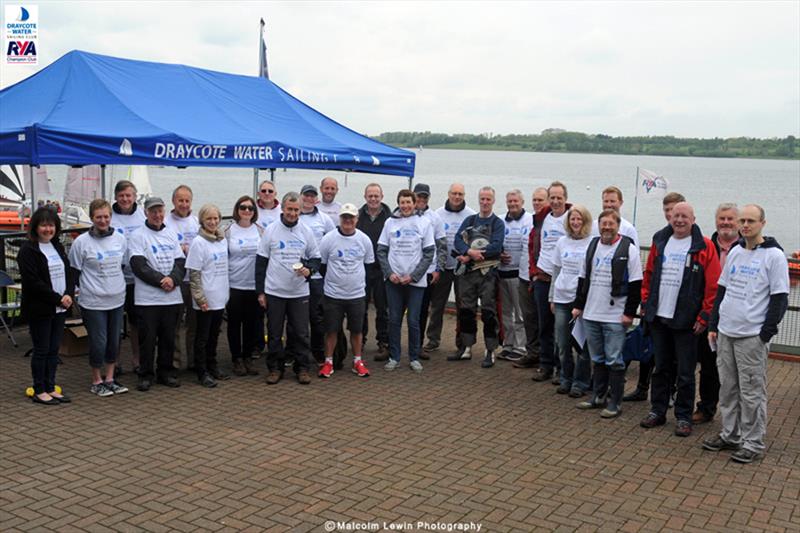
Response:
[260,188,274,193]
[238,205,256,211]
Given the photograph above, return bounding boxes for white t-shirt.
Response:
[319,229,375,299]
[39,242,67,314]
[318,200,342,222]
[591,217,640,248]
[378,214,435,288]
[500,210,533,272]
[537,211,568,275]
[420,208,446,274]
[111,206,146,284]
[552,236,592,304]
[227,223,261,291]
[580,238,643,323]
[257,220,321,299]
[69,231,127,310]
[164,211,199,282]
[718,244,790,338]
[436,205,476,271]
[656,235,692,319]
[300,209,336,280]
[257,204,281,230]
[185,237,230,310]
[128,225,185,306]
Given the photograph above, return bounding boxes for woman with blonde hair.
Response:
[549,204,593,397]
[186,204,229,388]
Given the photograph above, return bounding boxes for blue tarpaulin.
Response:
[0,50,415,177]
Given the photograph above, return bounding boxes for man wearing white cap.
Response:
[317,203,375,378]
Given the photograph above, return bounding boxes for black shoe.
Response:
[157,376,180,388]
[702,436,742,452]
[481,350,495,368]
[374,343,389,362]
[199,373,217,388]
[531,368,553,382]
[419,352,430,361]
[137,378,152,392]
[209,368,230,381]
[640,412,667,429]
[32,395,60,405]
[447,346,473,361]
[730,448,761,464]
[623,388,648,402]
[556,384,570,394]
[512,355,539,368]
[51,393,71,403]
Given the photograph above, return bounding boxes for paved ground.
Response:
[1,311,799,532]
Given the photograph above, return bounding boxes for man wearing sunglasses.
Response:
[256,181,281,230]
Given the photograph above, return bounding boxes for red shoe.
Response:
[318,362,334,378]
[352,360,370,377]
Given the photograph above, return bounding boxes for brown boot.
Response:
[243,357,259,376]
[232,359,247,376]
[265,371,282,385]
[297,371,311,385]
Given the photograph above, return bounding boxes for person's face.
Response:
[237,200,255,223]
[506,194,522,215]
[282,200,301,224]
[478,191,494,214]
[548,186,566,214]
[302,192,317,211]
[602,192,622,213]
[663,202,678,222]
[532,190,548,214]
[340,214,356,233]
[448,185,465,207]
[365,186,383,210]
[172,190,192,217]
[115,187,136,212]
[599,215,620,244]
[36,221,56,243]
[398,195,415,215]
[716,208,739,239]
[258,183,276,205]
[92,207,112,231]
[320,179,338,204]
[146,206,165,227]
[738,206,765,240]
[568,210,584,234]
[669,203,695,238]
[203,211,220,233]
[415,194,429,210]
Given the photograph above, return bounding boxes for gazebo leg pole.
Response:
[101,164,107,201]
[270,168,275,183]
[252,168,259,199]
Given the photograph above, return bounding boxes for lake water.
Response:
[45,149,800,250]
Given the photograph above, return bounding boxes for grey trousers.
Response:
[425,269,460,348]
[717,333,768,454]
[518,277,540,357]
[498,276,527,355]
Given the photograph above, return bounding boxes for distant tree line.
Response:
[373,131,799,159]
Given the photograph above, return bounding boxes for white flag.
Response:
[637,168,668,200]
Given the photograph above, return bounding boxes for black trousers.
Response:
[227,288,260,361]
[695,331,720,416]
[194,308,224,377]
[363,265,388,345]
[29,313,67,394]
[266,295,311,373]
[650,318,698,422]
[137,304,181,380]
[308,279,326,360]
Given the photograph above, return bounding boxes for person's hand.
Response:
[500,252,511,265]
[457,255,470,264]
[467,249,484,261]
[571,308,582,320]
[297,267,311,278]
[200,302,209,312]
[258,294,268,308]
[389,273,401,284]
[181,243,189,255]
[621,314,634,328]
[430,272,440,285]
[160,277,174,291]
[400,275,413,285]
[60,295,72,309]
[549,302,555,314]
[708,331,717,344]
[693,320,706,335]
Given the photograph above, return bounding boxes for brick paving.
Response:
[1,311,799,532]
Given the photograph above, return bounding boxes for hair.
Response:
[28,206,62,241]
[364,183,383,194]
[114,180,137,195]
[533,186,548,196]
[598,208,621,225]
[259,180,274,190]
[548,180,568,199]
[397,189,416,204]
[172,184,193,200]
[715,202,738,216]
[478,186,495,198]
[602,186,623,202]
[197,204,221,230]
[662,192,685,206]
[744,203,766,222]
[282,191,300,205]
[89,198,111,218]
[320,176,338,188]
[232,195,258,223]
[565,204,593,239]
[506,189,523,201]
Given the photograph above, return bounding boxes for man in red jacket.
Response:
[639,202,721,437]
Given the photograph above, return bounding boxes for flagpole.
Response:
[632,166,640,227]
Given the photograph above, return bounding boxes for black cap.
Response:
[413,183,430,196]
[300,184,318,196]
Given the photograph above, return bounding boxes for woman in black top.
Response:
[17,207,76,405]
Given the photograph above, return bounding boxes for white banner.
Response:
[637,168,668,200]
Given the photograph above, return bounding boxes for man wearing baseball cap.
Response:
[317,203,375,378]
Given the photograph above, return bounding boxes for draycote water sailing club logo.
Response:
[5,5,38,64]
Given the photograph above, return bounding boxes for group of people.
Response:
[18,176,790,464]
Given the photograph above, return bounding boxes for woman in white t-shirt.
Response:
[186,204,230,388]
[549,205,593,397]
[17,207,76,405]
[69,199,129,398]
[225,195,262,377]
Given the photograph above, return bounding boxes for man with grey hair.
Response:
[497,189,533,360]
[704,204,789,463]
[449,186,505,367]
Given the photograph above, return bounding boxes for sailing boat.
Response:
[0,165,50,230]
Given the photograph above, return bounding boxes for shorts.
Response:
[323,296,366,334]
[124,284,140,327]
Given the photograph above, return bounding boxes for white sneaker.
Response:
[447,345,472,361]
[384,359,400,371]
[410,360,423,373]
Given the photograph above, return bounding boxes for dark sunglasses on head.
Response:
[260,188,274,193]
[238,205,256,211]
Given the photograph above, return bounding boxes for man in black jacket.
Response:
[356,183,392,360]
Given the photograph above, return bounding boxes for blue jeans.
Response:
[29,313,67,394]
[385,281,424,362]
[81,306,124,369]
[584,319,626,371]
[554,303,591,392]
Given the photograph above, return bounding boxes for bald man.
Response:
[639,202,721,438]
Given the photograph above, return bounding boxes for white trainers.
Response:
[447,345,472,361]
[384,359,400,371]
[410,360,423,373]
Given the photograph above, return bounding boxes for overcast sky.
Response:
[2,1,798,138]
